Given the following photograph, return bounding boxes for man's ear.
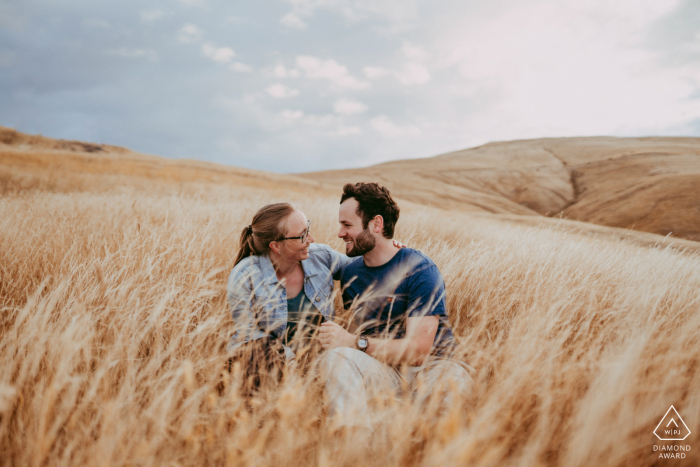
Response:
[371,215,384,234]
[269,241,281,254]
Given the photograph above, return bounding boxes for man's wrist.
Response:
[346,332,356,348]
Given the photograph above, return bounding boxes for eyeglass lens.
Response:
[301,221,310,243]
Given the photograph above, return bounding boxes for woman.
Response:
[226,202,400,388]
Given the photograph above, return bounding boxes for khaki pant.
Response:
[319,347,475,431]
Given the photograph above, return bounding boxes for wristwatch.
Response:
[356,335,369,352]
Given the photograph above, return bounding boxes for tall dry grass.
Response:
[1,173,699,466]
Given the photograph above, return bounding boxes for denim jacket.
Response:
[226,243,355,359]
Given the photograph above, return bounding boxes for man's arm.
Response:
[319,316,438,366]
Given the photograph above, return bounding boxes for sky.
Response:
[1,0,699,173]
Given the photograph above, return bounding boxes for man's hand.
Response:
[319,321,356,350]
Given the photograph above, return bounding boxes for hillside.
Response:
[300,136,700,242]
[2,126,699,252]
[0,126,330,198]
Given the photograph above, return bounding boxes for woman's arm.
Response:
[227,265,296,363]
[226,266,267,350]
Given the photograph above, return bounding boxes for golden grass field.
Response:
[1,127,699,466]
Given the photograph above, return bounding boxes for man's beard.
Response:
[346,228,376,257]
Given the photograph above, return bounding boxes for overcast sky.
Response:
[1,0,699,172]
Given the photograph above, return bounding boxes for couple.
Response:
[227,182,474,432]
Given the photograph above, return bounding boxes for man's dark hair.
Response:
[340,182,400,238]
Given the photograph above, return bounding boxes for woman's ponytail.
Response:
[233,203,295,267]
[234,225,256,267]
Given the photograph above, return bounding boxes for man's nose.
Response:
[307,233,315,244]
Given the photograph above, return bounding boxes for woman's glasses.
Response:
[282,220,311,243]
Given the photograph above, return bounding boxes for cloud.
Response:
[280,109,304,119]
[279,0,419,33]
[272,65,300,78]
[333,98,368,115]
[201,43,236,63]
[428,0,700,139]
[395,62,431,85]
[267,110,341,131]
[301,113,338,126]
[333,126,362,136]
[267,83,300,98]
[400,42,427,60]
[140,10,165,23]
[178,24,204,43]
[296,55,370,89]
[280,13,308,29]
[104,48,158,62]
[230,62,253,73]
[275,108,361,136]
[363,66,389,79]
[370,115,420,138]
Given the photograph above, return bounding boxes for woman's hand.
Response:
[393,239,408,249]
[319,321,356,350]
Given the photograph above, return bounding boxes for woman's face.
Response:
[278,210,315,262]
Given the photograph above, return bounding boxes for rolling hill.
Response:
[300,136,700,242]
[2,126,699,250]
[0,126,329,198]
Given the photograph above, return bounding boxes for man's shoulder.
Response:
[340,253,363,270]
[398,249,443,283]
[400,248,437,268]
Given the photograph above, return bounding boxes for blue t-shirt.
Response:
[335,248,456,356]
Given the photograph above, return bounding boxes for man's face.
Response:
[338,198,376,257]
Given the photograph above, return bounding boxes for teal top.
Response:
[284,288,324,347]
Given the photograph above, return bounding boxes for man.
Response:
[318,182,474,432]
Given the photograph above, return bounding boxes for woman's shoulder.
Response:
[233,254,261,269]
[229,255,263,280]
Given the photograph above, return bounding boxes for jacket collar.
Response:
[258,253,279,285]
